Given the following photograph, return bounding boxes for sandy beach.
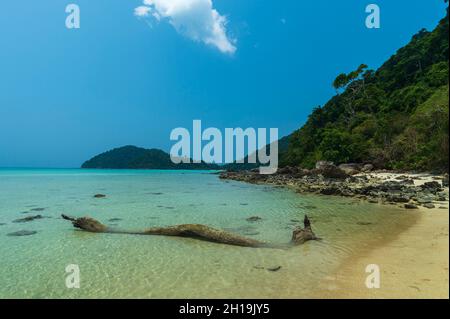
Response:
[315,173,449,299]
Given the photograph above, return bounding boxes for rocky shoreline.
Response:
[219,161,449,210]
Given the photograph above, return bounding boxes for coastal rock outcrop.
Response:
[219,168,449,210]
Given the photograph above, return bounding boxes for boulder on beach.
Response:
[315,161,335,170]
[338,164,361,175]
[442,174,449,187]
[312,162,349,179]
[361,164,374,172]
[421,182,442,191]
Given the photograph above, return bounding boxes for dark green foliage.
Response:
[282,12,449,172]
[81,145,219,170]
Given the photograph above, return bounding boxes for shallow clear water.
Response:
[0,169,417,298]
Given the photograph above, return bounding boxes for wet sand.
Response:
[315,205,449,298]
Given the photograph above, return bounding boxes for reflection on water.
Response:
[0,169,417,298]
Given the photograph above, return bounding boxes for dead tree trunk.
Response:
[61,214,318,248]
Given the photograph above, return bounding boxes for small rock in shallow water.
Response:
[30,208,45,212]
[7,230,37,236]
[356,222,373,226]
[108,218,122,222]
[13,215,43,223]
[404,203,419,209]
[267,266,282,272]
[240,203,249,206]
[246,216,262,222]
[94,194,106,198]
[148,192,163,195]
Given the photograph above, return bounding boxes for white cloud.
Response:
[135,0,236,54]
[134,6,151,17]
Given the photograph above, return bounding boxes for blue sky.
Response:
[0,0,447,167]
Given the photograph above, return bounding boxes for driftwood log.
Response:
[61,214,318,248]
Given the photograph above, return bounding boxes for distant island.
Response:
[81,145,219,170]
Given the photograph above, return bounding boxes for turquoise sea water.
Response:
[0,169,417,298]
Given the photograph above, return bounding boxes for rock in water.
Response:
[246,216,262,222]
[13,215,43,223]
[94,194,106,198]
[7,230,37,236]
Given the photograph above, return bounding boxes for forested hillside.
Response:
[281,12,449,172]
